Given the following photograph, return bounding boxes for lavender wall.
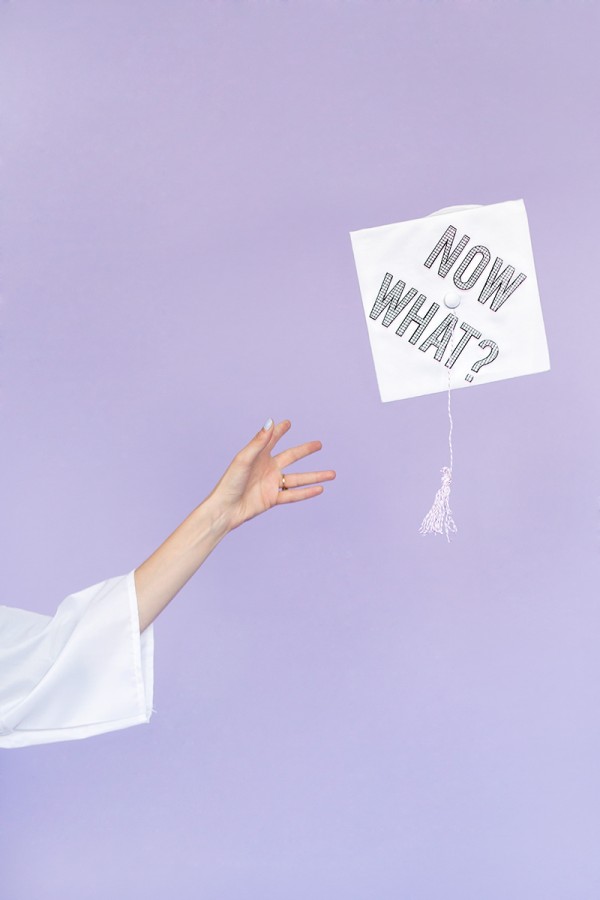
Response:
[1,2,599,898]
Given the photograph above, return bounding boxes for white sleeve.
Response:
[0,570,155,749]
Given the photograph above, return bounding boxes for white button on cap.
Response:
[444,293,461,309]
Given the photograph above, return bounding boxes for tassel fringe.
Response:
[419,465,457,542]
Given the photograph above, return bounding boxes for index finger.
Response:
[265,419,292,453]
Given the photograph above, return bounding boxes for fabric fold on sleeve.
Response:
[0,569,154,749]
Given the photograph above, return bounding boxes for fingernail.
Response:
[262,417,273,431]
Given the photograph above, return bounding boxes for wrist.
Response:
[192,492,235,543]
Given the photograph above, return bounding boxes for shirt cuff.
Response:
[0,569,155,749]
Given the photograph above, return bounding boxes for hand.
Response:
[208,418,336,532]
[134,418,335,631]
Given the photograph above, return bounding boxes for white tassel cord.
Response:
[419,336,457,541]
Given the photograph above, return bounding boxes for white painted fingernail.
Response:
[262,417,273,431]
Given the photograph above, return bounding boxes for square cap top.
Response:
[350,200,550,402]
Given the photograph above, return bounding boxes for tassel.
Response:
[420,324,458,541]
[419,465,457,541]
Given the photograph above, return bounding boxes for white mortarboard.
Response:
[350,200,550,538]
[350,199,550,402]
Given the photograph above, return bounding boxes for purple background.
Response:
[1,2,599,897]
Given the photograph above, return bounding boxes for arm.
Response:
[134,417,336,633]
[0,417,333,748]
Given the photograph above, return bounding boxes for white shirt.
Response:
[0,570,154,748]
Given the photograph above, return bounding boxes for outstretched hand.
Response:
[134,417,335,631]
[208,418,336,532]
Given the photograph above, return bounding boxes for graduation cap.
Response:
[350,199,550,538]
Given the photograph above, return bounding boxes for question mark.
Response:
[465,339,499,383]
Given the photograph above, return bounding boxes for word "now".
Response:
[424,225,527,312]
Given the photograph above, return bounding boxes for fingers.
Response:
[239,417,335,507]
[239,417,285,463]
[242,419,325,472]
[278,470,336,490]
[265,419,292,453]
[273,439,322,469]
[276,469,336,506]
[276,484,325,504]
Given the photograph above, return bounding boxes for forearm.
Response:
[134,495,232,633]
[132,418,334,632]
